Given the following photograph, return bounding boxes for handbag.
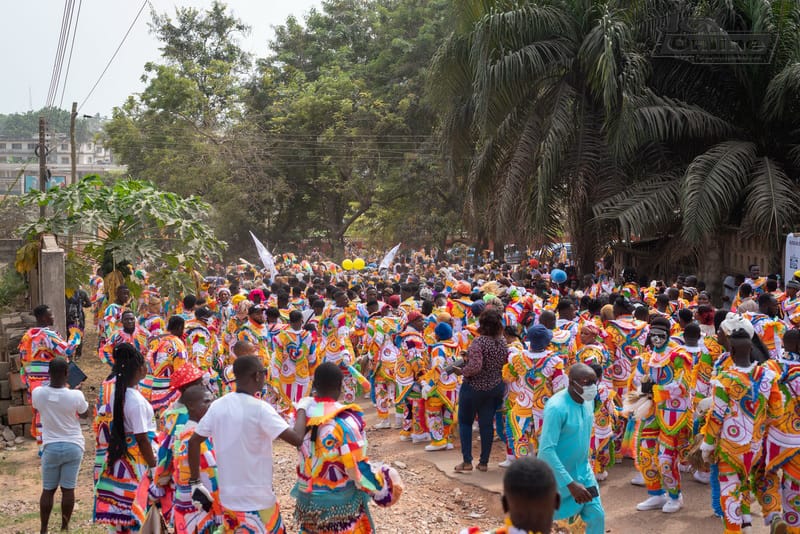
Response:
[140,505,167,534]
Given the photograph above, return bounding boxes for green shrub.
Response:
[0,266,27,309]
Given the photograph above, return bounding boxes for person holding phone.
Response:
[538,363,605,534]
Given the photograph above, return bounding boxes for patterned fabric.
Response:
[743,312,787,360]
[502,345,535,458]
[591,381,619,474]
[292,400,400,533]
[525,349,567,453]
[236,320,272,366]
[171,421,222,534]
[272,328,317,407]
[19,326,80,445]
[603,316,648,391]
[139,312,166,339]
[141,335,187,417]
[221,504,285,534]
[422,340,460,446]
[99,302,127,343]
[185,320,219,371]
[100,327,149,367]
[703,363,783,532]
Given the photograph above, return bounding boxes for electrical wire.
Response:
[45,0,74,108]
[78,0,149,113]
[59,0,83,109]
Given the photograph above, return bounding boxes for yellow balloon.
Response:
[353,258,366,270]
[342,259,353,271]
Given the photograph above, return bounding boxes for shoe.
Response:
[498,459,513,468]
[742,526,753,534]
[631,473,645,486]
[412,433,431,444]
[678,463,692,473]
[662,496,683,513]
[636,494,668,511]
[374,419,392,429]
[425,443,447,451]
[693,470,710,484]
[770,516,789,534]
[399,434,411,442]
[595,471,608,481]
[446,443,454,450]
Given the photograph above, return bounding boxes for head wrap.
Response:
[388,295,401,308]
[434,322,453,341]
[527,324,553,351]
[231,293,246,306]
[456,280,472,295]
[471,300,486,317]
[406,310,423,323]
[720,312,755,339]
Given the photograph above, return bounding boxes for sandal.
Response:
[454,462,473,473]
[476,463,488,472]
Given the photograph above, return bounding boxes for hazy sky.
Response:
[0,0,322,116]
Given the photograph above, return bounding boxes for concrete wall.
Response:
[38,235,66,337]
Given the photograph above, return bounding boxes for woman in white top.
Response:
[93,343,157,532]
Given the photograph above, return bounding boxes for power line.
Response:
[59,0,83,109]
[78,0,149,113]
[46,0,74,109]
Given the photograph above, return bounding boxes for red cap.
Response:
[169,363,204,390]
[406,310,423,322]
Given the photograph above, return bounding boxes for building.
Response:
[0,133,126,195]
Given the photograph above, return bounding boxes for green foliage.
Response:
[0,266,27,309]
[17,175,226,301]
[0,108,101,143]
[103,0,457,260]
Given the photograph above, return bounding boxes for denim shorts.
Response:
[41,442,83,490]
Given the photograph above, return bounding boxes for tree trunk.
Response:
[493,240,505,262]
[699,238,723,305]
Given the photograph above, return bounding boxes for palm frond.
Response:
[578,5,629,115]
[742,157,800,242]
[681,140,757,243]
[761,62,800,122]
[592,172,681,238]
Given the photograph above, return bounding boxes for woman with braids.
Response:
[93,343,157,532]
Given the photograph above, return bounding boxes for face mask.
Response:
[576,382,598,403]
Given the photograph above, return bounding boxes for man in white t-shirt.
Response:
[189,354,307,533]
[31,357,88,534]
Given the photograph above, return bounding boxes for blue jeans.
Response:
[41,442,83,490]
[458,382,504,465]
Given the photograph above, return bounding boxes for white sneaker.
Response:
[742,527,753,534]
[425,443,447,451]
[636,494,668,511]
[631,473,645,486]
[412,433,431,444]
[498,459,513,468]
[678,463,693,473]
[399,434,411,442]
[662,496,683,513]
[374,419,391,429]
[595,471,608,481]
[693,470,710,484]
[446,442,454,450]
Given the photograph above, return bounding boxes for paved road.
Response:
[361,405,770,533]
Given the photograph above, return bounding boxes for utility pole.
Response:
[68,102,78,252]
[38,116,47,217]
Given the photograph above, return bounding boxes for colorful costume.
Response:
[171,420,222,533]
[394,328,429,439]
[502,345,535,458]
[754,353,800,529]
[524,348,567,453]
[272,328,317,407]
[743,312,787,360]
[629,346,693,499]
[701,363,783,533]
[591,379,619,475]
[422,339,460,448]
[185,319,220,372]
[19,326,80,446]
[99,326,149,367]
[141,334,188,418]
[291,400,401,534]
[367,317,402,422]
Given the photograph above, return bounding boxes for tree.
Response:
[596,0,800,285]
[429,0,663,271]
[17,175,225,301]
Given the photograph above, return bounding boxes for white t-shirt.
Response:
[114,387,156,435]
[196,392,289,511]
[32,386,89,450]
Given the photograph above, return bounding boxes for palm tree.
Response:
[596,0,800,284]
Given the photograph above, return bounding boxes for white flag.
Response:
[249,231,276,281]
[379,243,402,271]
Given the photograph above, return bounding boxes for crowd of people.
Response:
[16,250,800,534]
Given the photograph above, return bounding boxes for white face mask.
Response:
[577,383,598,403]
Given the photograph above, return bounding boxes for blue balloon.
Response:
[551,268,567,284]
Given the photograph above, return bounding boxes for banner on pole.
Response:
[379,243,401,271]
[786,233,800,286]
[249,231,276,281]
